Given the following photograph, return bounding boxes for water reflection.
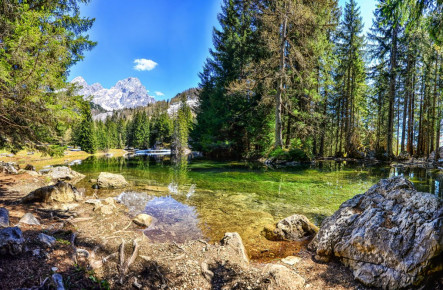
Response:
[142,196,203,243]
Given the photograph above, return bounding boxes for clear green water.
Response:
[70,156,442,256]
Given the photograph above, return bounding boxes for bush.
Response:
[269,148,309,162]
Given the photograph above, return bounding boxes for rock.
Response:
[309,177,443,289]
[37,233,56,247]
[97,172,128,188]
[0,227,25,255]
[132,214,153,227]
[0,207,9,228]
[0,161,18,174]
[220,232,249,265]
[19,213,40,225]
[262,264,305,289]
[281,256,301,266]
[52,273,65,290]
[92,197,117,215]
[24,164,36,171]
[22,181,83,204]
[89,179,97,183]
[40,166,85,184]
[397,151,411,161]
[264,214,318,241]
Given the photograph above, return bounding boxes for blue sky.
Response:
[68,0,377,101]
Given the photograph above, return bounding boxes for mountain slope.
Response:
[71,76,155,111]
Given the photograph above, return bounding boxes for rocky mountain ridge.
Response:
[71,76,155,111]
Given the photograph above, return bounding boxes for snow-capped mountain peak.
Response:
[71,76,155,111]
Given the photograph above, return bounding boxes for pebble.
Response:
[281,256,301,266]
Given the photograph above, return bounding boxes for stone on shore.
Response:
[40,166,85,184]
[19,213,40,225]
[132,214,153,227]
[38,233,56,247]
[22,181,83,204]
[262,264,305,289]
[0,207,9,228]
[220,232,249,265]
[309,176,443,289]
[97,172,128,189]
[0,227,25,255]
[0,161,19,174]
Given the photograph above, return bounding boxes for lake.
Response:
[70,156,443,260]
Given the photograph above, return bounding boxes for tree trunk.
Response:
[387,25,398,157]
[275,10,287,149]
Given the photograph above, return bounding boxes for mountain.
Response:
[167,88,200,115]
[71,76,155,111]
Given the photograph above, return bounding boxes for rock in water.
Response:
[38,233,56,247]
[0,207,9,228]
[220,232,249,265]
[40,166,85,184]
[263,214,318,241]
[22,181,83,203]
[133,214,153,227]
[19,213,40,225]
[97,172,128,189]
[24,164,36,171]
[309,177,443,289]
[0,227,25,255]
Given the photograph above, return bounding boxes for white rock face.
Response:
[71,76,155,111]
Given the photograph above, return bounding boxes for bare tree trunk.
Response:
[275,10,287,149]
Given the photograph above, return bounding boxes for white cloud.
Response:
[155,91,165,96]
[133,59,158,71]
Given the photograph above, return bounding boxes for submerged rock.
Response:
[262,264,305,289]
[263,214,318,241]
[0,207,9,228]
[24,164,36,171]
[0,227,25,255]
[40,166,85,184]
[133,214,153,227]
[97,172,128,189]
[52,273,65,290]
[309,176,443,289]
[22,181,83,204]
[19,213,40,225]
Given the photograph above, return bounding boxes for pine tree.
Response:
[72,103,96,154]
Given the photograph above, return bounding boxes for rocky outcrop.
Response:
[0,227,24,255]
[0,207,9,228]
[40,166,85,184]
[88,197,118,215]
[263,214,318,241]
[97,172,128,189]
[22,181,83,204]
[309,177,443,289]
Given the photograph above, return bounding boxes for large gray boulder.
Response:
[0,227,25,255]
[40,166,85,184]
[22,181,83,203]
[220,232,249,265]
[97,172,128,189]
[309,177,443,289]
[263,214,318,241]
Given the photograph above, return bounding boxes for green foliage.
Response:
[269,148,310,162]
[72,103,96,153]
[0,0,95,150]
